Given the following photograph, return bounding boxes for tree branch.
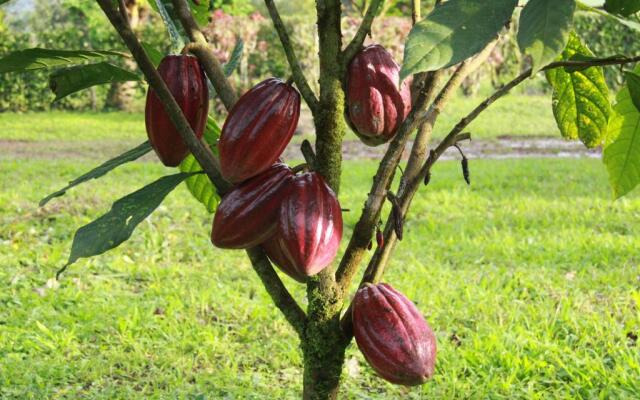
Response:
[264,0,319,112]
[97,0,306,337]
[171,0,238,110]
[343,0,383,63]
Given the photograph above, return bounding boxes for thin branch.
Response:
[264,0,319,112]
[96,0,306,337]
[343,0,383,63]
[171,0,238,110]
[412,0,421,25]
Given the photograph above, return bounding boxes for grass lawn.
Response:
[0,93,559,145]
[1,149,639,398]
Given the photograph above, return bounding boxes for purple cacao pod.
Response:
[145,55,209,167]
[211,163,293,249]
[352,283,437,386]
[275,172,343,276]
[346,45,412,146]
[219,78,301,184]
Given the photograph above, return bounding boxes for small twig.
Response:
[300,139,318,171]
[343,0,383,63]
[386,192,404,241]
[291,163,309,174]
[117,0,130,25]
[264,0,319,112]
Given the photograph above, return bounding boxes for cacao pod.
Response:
[261,236,307,283]
[352,283,437,386]
[145,55,209,166]
[219,78,301,184]
[346,45,412,146]
[211,163,293,249]
[275,172,342,276]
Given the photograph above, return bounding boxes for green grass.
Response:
[1,153,639,398]
[0,93,559,145]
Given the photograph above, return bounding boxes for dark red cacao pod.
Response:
[275,172,343,276]
[145,55,209,167]
[211,163,293,249]
[352,283,437,386]
[261,236,307,283]
[346,45,412,146]
[219,78,301,184]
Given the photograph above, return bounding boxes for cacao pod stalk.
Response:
[219,78,301,184]
[211,163,293,249]
[275,172,343,276]
[145,55,209,167]
[346,45,412,146]
[352,283,437,386]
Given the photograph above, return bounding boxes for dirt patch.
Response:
[0,136,601,163]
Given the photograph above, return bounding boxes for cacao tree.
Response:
[2,0,640,398]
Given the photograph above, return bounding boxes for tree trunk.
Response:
[302,278,349,400]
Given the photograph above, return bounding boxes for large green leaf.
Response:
[64,172,198,269]
[0,48,128,74]
[624,71,640,112]
[49,62,140,101]
[179,116,221,213]
[603,76,640,198]
[40,142,153,207]
[517,0,576,74]
[545,32,611,148]
[400,0,518,81]
[604,0,640,16]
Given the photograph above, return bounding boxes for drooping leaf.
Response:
[141,42,164,68]
[604,0,640,16]
[517,0,576,74]
[223,39,243,77]
[40,142,153,207]
[0,48,128,74]
[545,32,611,148]
[400,0,518,81]
[179,116,221,213]
[49,62,140,101]
[603,77,640,198]
[64,172,198,268]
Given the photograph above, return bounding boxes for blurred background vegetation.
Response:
[0,0,638,113]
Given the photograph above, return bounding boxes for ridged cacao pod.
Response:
[145,55,209,166]
[346,45,412,146]
[274,172,343,276]
[211,163,293,249]
[352,283,437,386]
[261,236,307,283]
[219,78,301,184]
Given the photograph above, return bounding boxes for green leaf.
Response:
[0,48,128,74]
[577,1,640,31]
[603,80,640,198]
[223,39,243,77]
[400,0,518,81]
[624,71,640,112]
[604,0,640,16]
[151,0,186,52]
[65,172,198,268]
[49,62,140,101]
[517,0,576,74]
[0,0,12,5]
[150,0,211,26]
[40,142,152,207]
[545,32,611,148]
[179,116,221,213]
[141,42,164,68]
